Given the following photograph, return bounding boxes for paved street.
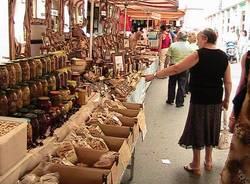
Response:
[124,62,241,184]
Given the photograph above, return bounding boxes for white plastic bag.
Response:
[218,109,232,150]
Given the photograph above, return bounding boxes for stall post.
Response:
[123,2,128,36]
[147,12,150,31]
[89,0,95,58]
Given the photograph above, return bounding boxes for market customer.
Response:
[220,50,250,183]
[145,28,232,176]
[166,31,193,107]
[185,31,199,94]
[158,24,172,70]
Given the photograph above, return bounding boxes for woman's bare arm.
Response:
[223,64,232,109]
[155,51,198,78]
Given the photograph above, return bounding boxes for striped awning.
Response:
[110,0,184,20]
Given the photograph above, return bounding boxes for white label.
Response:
[112,116,119,122]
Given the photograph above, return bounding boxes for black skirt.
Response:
[178,103,222,149]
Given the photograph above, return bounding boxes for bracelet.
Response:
[153,73,157,78]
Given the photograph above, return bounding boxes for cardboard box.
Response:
[115,117,140,148]
[122,102,143,110]
[48,164,112,184]
[74,147,123,184]
[0,117,28,175]
[98,124,134,151]
[137,110,147,140]
[110,108,140,117]
[102,136,131,169]
[118,116,137,127]
[75,147,112,168]
[73,136,131,184]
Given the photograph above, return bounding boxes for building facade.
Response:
[206,0,250,44]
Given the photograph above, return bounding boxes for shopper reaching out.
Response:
[145,28,232,176]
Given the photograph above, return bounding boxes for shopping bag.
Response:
[218,109,232,150]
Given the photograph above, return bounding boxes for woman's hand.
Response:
[144,74,155,82]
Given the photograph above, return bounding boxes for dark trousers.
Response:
[167,71,187,105]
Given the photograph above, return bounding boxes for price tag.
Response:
[112,116,119,122]
[97,118,104,124]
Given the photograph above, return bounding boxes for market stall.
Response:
[0,0,185,183]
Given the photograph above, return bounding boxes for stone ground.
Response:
[122,62,241,184]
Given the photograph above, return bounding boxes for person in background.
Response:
[187,32,199,51]
[158,24,172,70]
[140,26,149,45]
[129,25,142,51]
[238,30,248,59]
[185,32,199,94]
[145,28,232,176]
[229,49,250,132]
[221,50,250,184]
[166,31,193,107]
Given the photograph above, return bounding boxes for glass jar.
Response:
[0,64,9,89]
[12,85,23,109]
[46,57,52,73]
[19,107,29,114]
[28,59,37,79]
[68,100,73,111]
[59,56,63,69]
[6,63,16,87]
[38,96,52,111]
[47,75,57,91]
[11,112,23,118]
[20,83,30,106]
[63,101,70,113]
[41,58,47,75]
[55,56,60,70]
[35,79,43,97]
[63,71,68,87]
[28,81,38,100]
[49,107,59,129]
[72,72,81,82]
[13,61,22,83]
[41,77,48,96]
[63,55,67,68]
[24,113,40,146]
[20,60,30,81]
[32,109,48,139]
[0,90,8,116]
[6,88,17,114]
[35,59,43,78]
[56,72,62,89]
[50,55,56,72]
[51,75,57,90]
[59,103,67,121]
[67,69,72,80]
[60,88,70,101]
[49,91,62,106]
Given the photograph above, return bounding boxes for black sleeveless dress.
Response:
[179,48,228,149]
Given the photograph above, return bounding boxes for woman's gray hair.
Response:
[177,31,188,41]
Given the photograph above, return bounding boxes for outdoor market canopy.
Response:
[110,0,184,20]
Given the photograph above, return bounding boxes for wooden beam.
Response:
[9,0,16,60]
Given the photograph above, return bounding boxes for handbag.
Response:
[218,109,232,150]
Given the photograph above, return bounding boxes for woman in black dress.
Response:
[145,28,232,176]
